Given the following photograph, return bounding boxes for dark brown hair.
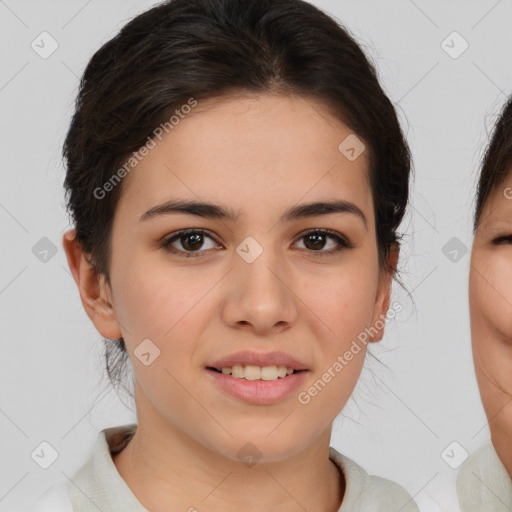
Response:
[474,95,512,231]
[62,0,412,398]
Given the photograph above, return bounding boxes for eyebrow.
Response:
[139,198,367,229]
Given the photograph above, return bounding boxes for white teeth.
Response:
[218,364,297,380]
[232,364,244,378]
[244,365,261,381]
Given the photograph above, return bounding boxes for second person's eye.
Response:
[492,234,512,245]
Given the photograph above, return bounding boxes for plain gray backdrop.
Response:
[2,1,511,510]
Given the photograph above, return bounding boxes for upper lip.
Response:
[207,350,309,371]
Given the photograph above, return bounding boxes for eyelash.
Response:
[492,234,512,244]
[160,228,354,258]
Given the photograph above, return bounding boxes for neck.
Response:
[112,415,344,512]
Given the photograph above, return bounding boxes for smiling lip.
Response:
[207,350,309,371]
[205,367,309,405]
[205,350,310,405]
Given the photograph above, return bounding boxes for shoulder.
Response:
[341,462,419,512]
[456,440,512,512]
[26,481,73,512]
[329,447,419,512]
[457,439,505,478]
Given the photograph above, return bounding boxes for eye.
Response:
[160,228,354,258]
[492,234,512,245]
[161,229,220,257]
[294,229,354,256]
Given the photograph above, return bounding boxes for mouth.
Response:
[204,364,309,405]
[206,364,308,381]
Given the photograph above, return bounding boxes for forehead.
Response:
[117,92,373,223]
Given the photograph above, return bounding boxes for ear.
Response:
[369,243,400,343]
[62,228,123,340]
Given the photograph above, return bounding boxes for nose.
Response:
[221,241,299,335]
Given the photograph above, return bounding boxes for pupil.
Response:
[305,233,325,251]
[182,233,203,251]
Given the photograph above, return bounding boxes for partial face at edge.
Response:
[470,173,512,474]
[85,93,396,461]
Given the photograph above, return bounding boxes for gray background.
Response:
[1,1,510,510]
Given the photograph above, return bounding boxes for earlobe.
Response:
[62,229,122,340]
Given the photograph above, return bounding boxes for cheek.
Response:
[295,281,370,420]
[113,257,211,352]
[308,263,378,337]
[470,252,512,410]
[471,253,512,339]
[299,265,376,405]
[114,265,212,413]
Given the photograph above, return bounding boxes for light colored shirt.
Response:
[456,440,512,511]
[29,423,419,512]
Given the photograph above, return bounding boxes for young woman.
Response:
[457,96,512,510]
[31,0,418,510]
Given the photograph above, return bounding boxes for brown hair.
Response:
[474,96,512,230]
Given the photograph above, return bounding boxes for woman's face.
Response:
[470,172,512,474]
[67,93,396,462]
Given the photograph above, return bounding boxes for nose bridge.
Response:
[224,231,298,330]
[235,232,287,295]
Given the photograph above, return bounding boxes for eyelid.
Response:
[161,228,220,252]
[492,234,512,244]
[161,227,354,257]
[293,228,354,249]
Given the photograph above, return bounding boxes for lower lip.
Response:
[205,368,309,405]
